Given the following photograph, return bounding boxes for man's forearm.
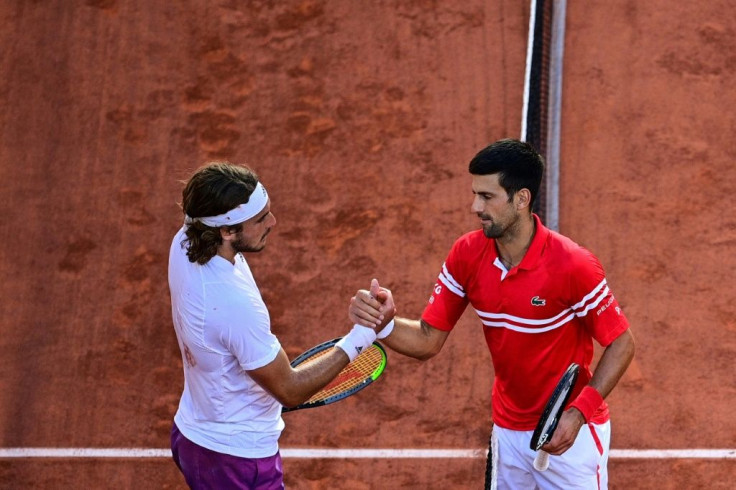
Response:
[590,328,636,398]
[381,318,448,361]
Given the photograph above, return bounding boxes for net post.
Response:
[545,0,567,232]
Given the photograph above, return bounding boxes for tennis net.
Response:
[521,0,567,231]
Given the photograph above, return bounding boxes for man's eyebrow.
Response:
[255,210,270,222]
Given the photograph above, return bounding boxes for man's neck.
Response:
[496,214,536,269]
[217,246,237,265]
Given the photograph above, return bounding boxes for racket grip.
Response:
[533,450,550,471]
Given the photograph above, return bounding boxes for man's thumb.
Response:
[370,278,380,298]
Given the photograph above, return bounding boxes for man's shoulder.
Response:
[546,229,590,256]
[545,230,602,272]
[444,230,493,276]
[454,229,490,249]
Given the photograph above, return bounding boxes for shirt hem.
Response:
[241,340,281,371]
[173,413,281,459]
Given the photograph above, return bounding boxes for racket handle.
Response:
[533,450,550,471]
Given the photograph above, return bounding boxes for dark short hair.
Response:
[468,139,545,205]
[181,162,259,264]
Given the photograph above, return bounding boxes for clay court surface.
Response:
[1,1,734,488]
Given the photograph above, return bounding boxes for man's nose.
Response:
[470,197,482,214]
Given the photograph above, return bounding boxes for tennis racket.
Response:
[530,363,580,471]
[483,427,497,490]
[281,338,387,413]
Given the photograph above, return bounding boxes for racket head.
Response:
[288,337,342,368]
[530,363,580,451]
[282,339,387,413]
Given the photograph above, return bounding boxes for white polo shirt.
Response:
[168,226,283,458]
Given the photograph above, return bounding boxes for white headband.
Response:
[185,182,269,227]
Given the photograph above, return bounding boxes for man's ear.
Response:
[220,226,236,242]
[516,189,532,210]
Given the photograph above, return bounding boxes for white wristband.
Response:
[336,325,377,362]
[376,319,395,339]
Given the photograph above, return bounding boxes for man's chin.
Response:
[482,226,502,239]
[238,243,266,254]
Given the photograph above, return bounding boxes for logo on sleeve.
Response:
[531,296,546,306]
[596,296,615,316]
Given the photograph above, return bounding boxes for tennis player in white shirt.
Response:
[168,162,376,489]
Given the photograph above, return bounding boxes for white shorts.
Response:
[488,421,611,490]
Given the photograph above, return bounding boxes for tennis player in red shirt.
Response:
[350,139,635,489]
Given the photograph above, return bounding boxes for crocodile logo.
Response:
[531,296,546,306]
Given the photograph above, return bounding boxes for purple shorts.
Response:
[171,422,284,489]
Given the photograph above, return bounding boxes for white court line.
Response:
[0,448,735,459]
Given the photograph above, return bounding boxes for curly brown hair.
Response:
[180,162,259,264]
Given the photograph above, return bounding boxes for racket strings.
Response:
[304,346,383,402]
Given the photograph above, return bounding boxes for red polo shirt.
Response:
[421,215,629,430]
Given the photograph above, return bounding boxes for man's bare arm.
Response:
[380,318,450,361]
[349,279,449,360]
[589,328,636,398]
[248,347,349,408]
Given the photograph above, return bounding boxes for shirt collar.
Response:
[517,214,549,270]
